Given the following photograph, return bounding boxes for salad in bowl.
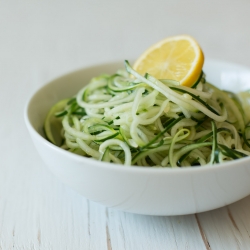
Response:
[25,35,250,215]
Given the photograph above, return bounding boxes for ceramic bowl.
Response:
[24,59,250,216]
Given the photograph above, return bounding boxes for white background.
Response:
[1,1,250,249]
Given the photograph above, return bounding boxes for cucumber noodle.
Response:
[47,60,250,167]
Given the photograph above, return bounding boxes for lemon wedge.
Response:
[133,35,204,87]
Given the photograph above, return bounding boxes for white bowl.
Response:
[24,59,250,216]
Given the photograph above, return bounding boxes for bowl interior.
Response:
[204,59,250,92]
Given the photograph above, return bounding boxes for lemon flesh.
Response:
[133,35,204,87]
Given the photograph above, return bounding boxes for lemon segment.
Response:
[133,35,204,87]
[44,98,70,146]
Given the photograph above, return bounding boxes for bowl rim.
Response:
[24,59,250,174]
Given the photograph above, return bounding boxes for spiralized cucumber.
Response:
[44,61,250,167]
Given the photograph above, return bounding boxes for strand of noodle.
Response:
[61,144,69,150]
[179,106,191,118]
[225,135,234,148]
[137,158,143,166]
[72,116,81,131]
[219,152,228,163]
[76,138,100,159]
[82,119,107,134]
[85,108,103,119]
[169,129,191,167]
[138,90,158,108]
[235,149,250,156]
[217,122,242,149]
[169,103,182,113]
[217,133,229,147]
[85,77,108,92]
[161,156,169,167]
[136,100,169,125]
[88,94,112,101]
[132,144,184,165]
[136,127,149,143]
[182,160,191,166]
[63,116,96,140]
[99,139,131,165]
[64,131,76,141]
[108,92,128,101]
[170,119,197,137]
[189,111,205,120]
[156,117,165,132]
[193,130,212,140]
[138,125,155,137]
[132,87,145,120]
[65,139,79,149]
[173,142,212,167]
[196,82,203,91]
[149,154,162,165]
[109,153,122,164]
[165,112,180,119]
[189,149,207,166]
[77,86,136,109]
[104,102,133,117]
[138,107,161,118]
[187,126,196,140]
[171,85,212,99]
[113,116,132,126]
[130,88,147,146]
[141,157,149,166]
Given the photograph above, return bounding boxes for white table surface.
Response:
[1,1,250,249]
